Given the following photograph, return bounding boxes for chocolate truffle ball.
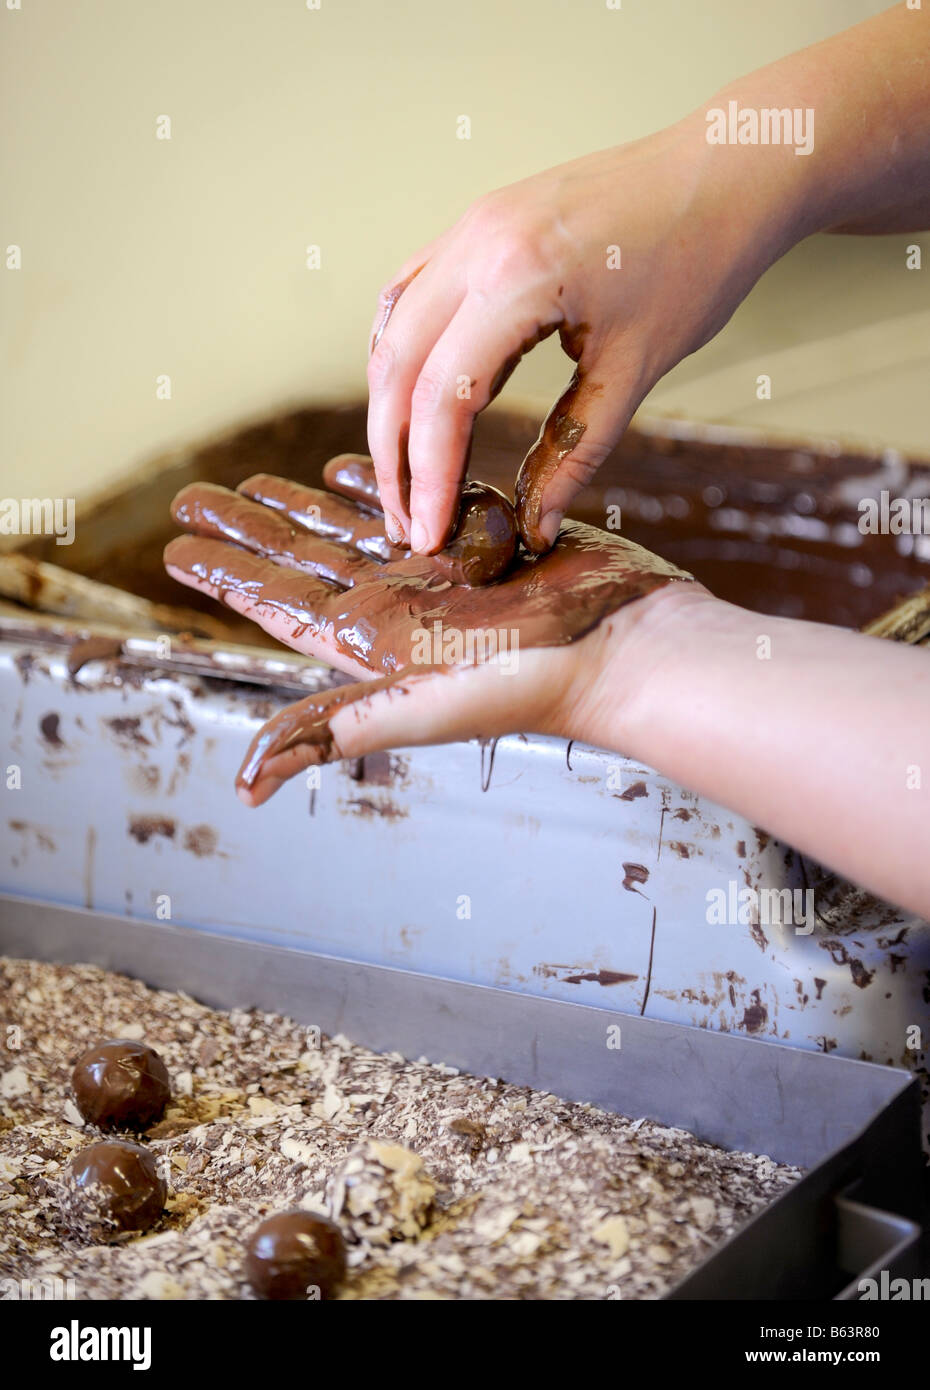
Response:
[428,482,518,587]
[62,1140,166,1243]
[71,1038,171,1130]
[246,1210,347,1300]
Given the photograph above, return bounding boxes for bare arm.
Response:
[601,585,930,915]
[367,4,930,554]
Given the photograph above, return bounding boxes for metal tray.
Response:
[0,895,923,1301]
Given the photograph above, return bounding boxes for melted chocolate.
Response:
[370,265,424,355]
[239,470,402,563]
[225,521,688,793]
[66,636,124,677]
[166,453,692,796]
[320,457,518,584]
[514,326,596,552]
[42,402,928,633]
[173,462,516,590]
[167,518,688,678]
[322,453,383,508]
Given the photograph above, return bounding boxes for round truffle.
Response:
[71,1038,171,1130]
[62,1140,166,1243]
[428,482,518,587]
[325,1140,436,1245]
[246,1210,347,1300]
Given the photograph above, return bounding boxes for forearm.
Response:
[603,586,930,917]
[690,3,930,241]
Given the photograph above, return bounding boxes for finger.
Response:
[367,231,453,353]
[163,534,368,677]
[324,457,517,586]
[367,260,465,545]
[321,454,384,510]
[515,341,638,553]
[406,300,559,555]
[238,473,405,563]
[172,483,377,587]
[236,645,562,806]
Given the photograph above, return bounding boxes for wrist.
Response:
[677,99,815,270]
[692,4,930,243]
[562,579,722,758]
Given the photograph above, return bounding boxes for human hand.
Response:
[164,456,694,804]
[367,118,801,557]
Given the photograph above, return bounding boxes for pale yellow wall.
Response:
[1,0,925,504]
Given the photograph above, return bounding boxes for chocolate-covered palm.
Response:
[164,455,692,803]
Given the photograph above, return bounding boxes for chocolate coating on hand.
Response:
[237,473,403,564]
[322,456,517,587]
[246,1210,347,1300]
[322,454,384,509]
[71,1039,171,1130]
[62,1140,166,1242]
[230,522,692,796]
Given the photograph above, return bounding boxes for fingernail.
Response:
[539,510,562,546]
[386,511,405,545]
[410,517,429,553]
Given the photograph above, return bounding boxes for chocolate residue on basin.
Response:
[749,920,769,953]
[67,636,124,677]
[14,652,38,684]
[182,824,219,857]
[128,816,176,845]
[105,717,152,748]
[821,939,875,989]
[340,796,407,823]
[618,781,648,802]
[562,969,639,986]
[622,863,650,893]
[39,712,63,747]
[741,991,768,1033]
[352,751,408,786]
[8,820,57,853]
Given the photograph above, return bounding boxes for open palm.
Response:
[164,455,691,804]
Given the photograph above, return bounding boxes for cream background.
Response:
[1,0,927,503]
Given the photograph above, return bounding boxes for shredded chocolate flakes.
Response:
[0,957,799,1299]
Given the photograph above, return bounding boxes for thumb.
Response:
[236,647,561,807]
[515,349,641,553]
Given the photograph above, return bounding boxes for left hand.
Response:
[164,457,696,805]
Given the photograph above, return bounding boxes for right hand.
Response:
[367,116,801,556]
